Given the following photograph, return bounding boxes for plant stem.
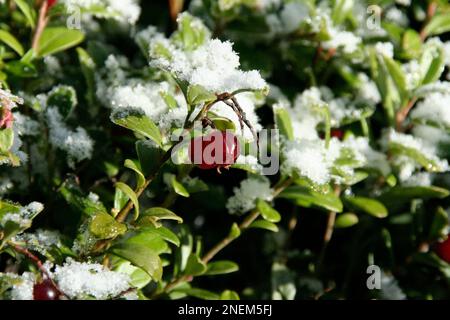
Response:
[32,0,49,52]
[395,97,417,132]
[317,186,341,272]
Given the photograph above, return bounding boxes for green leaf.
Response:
[5,60,37,78]
[380,186,449,208]
[111,108,162,146]
[279,186,343,213]
[204,260,239,275]
[389,141,444,172]
[124,159,145,188]
[0,128,14,153]
[228,223,241,240]
[335,213,359,228]
[175,288,219,300]
[220,290,240,300]
[47,85,77,118]
[187,84,216,107]
[423,14,450,37]
[14,0,36,28]
[89,211,127,239]
[429,207,449,241]
[166,173,190,198]
[382,55,408,103]
[184,253,207,276]
[0,30,24,56]
[124,229,170,254]
[249,219,279,232]
[137,207,183,227]
[343,196,388,218]
[77,48,96,108]
[420,42,445,85]
[331,0,353,25]
[135,140,163,177]
[37,27,85,57]
[210,116,236,131]
[401,29,422,59]
[110,243,162,281]
[274,105,294,141]
[114,260,151,289]
[139,225,180,247]
[256,199,281,223]
[115,182,139,221]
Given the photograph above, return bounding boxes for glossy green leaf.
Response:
[111,109,162,146]
[402,29,422,59]
[0,128,14,153]
[274,105,294,141]
[204,260,239,275]
[110,243,162,281]
[89,211,126,239]
[0,30,24,56]
[343,196,388,218]
[14,0,36,28]
[124,159,145,188]
[249,219,279,232]
[136,140,163,177]
[220,290,240,300]
[228,223,241,240]
[37,27,84,57]
[184,253,207,276]
[115,182,139,221]
[335,213,359,228]
[137,207,183,227]
[256,199,281,223]
[279,186,343,213]
[429,207,449,241]
[187,84,216,107]
[423,14,450,37]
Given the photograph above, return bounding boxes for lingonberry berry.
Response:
[435,237,450,263]
[33,279,60,300]
[189,130,240,171]
[47,0,57,8]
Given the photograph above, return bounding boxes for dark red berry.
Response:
[47,0,57,8]
[33,279,60,300]
[331,129,344,140]
[189,130,240,170]
[435,237,450,263]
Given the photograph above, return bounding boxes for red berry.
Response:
[33,279,60,300]
[435,237,450,263]
[188,130,240,170]
[331,129,344,140]
[0,108,13,129]
[47,0,57,8]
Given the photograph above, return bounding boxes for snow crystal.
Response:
[411,92,450,128]
[9,272,35,300]
[385,7,409,27]
[226,176,273,215]
[0,87,23,110]
[13,112,40,136]
[386,129,448,171]
[279,1,309,33]
[402,60,422,90]
[357,73,381,104]
[281,139,334,185]
[46,107,94,167]
[323,29,362,54]
[343,136,390,176]
[151,38,267,94]
[403,172,432,187]
[374,42,394,58]
[53,259,131,300]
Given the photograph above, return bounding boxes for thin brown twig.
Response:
[8,242,66,297]
[32,0,49,52]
